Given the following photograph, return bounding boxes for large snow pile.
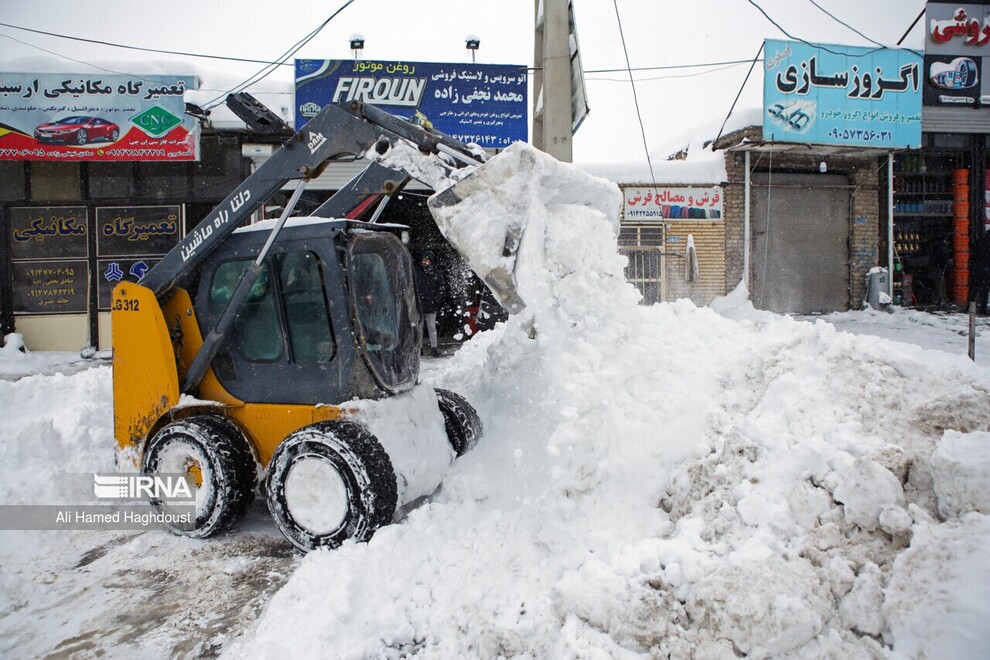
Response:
[1,146,988,657]
[226,147,990,658]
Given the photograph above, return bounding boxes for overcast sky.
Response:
[1,0,926,164]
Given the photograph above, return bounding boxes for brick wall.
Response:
[664,221,726,304]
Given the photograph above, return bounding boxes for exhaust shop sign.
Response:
[0,72,200,161]
[295,59,528,149]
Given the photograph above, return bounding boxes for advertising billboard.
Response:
[0,73,199,161]
[295,59,527,149]
[763,39,922,148]
[924,2,990,106]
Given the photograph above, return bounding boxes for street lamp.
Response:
[350,34,365,60]
[465,35,480,63]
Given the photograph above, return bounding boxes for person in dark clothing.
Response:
[972,231,990,315]
[415,252,442,356]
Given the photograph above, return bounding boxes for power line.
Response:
[585,59,757,74]
[897,9,925,46]
[200,0,357,110]
[587,61,752,83]
[745,0,901,58]
[0,21,286,66]
[0,32,191,87]
[612,0,658,190]
[714,42,765,145]
[0,32,291,96]
[805,0,885,47]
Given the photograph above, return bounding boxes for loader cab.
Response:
[193,219,421,405]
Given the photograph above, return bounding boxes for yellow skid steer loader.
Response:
[113,95,525,551]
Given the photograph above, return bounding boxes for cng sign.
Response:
[130,105,183,137]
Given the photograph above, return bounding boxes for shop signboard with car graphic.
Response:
[0,72,199,161]
[762,39,922,149]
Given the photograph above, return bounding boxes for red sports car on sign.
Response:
[34,116,120,145]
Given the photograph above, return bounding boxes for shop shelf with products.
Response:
[892,151,969,306]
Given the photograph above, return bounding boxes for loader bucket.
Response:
[427,142,622,315]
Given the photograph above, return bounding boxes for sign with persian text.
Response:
[96,206,182,258]
[622,186,723,221]
[924,2,990,106]
[295,59,527,149]
[10,206,88,260]
[763,39,922,148]
[0,72,199,161]
[12,260,89,314]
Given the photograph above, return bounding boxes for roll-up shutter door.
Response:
[751,172,849,314]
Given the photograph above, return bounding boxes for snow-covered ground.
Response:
[1,148,988,657]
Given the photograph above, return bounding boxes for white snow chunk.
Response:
[349,385,453,507]
[833,458,905,532]
[930,430,990,518]
[884,513,990,658]
[838,562,884,636]
[686,557,831,656]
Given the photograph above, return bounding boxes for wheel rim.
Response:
[283,455,349,535]
[77,130,87,144]
[153,439,212,518]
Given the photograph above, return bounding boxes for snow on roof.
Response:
[577,106,763,185]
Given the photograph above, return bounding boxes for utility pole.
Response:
[533,0,572,162]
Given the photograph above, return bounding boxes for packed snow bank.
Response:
[228,145,990,658]
[0,333,88,380]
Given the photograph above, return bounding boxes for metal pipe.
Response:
[744,150,751,288]
[888,154,895,297]
[367,194,391,224]
[256,180,308,265]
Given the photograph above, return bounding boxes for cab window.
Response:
[208,260,283,361]
[276,251,335,363]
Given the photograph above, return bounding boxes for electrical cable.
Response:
[805,0,885,47]
[897,9,925,46]
[745,0,910,58]
[0,32,291,97]
[199,0,357,110]
[585,59,757,74]
[714,42,765,146]
[612,0,658,190]
[0,20,285,66]
[587,60,752,83]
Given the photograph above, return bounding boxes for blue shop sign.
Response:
[763,39,922,149]
[295,59,528,149]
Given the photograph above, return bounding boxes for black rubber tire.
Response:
[142,415,258,538]
[435,388,483,457]
[266,420,397,552]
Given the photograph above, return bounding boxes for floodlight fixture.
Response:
[465,35,480,62]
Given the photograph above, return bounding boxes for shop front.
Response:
[0,134,251,351]
[891,1,990,310]
[889,134,987,307]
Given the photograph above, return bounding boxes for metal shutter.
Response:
[751,173,849,314]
